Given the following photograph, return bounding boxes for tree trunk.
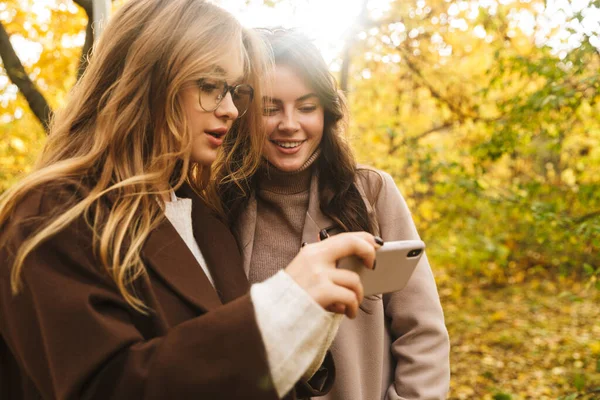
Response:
[0,22,52,131]
[0,0,96,132]
[74,0,94,80]
[339,0,369,96]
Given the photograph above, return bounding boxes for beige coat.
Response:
[236,167,450,400]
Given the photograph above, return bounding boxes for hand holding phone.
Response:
[337,240,425,296]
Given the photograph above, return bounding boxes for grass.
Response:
[436,273,600,400]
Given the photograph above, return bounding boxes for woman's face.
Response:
[262,64,324,172]
[181,62,245,167]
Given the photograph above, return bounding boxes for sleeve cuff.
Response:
[250,270,335,397]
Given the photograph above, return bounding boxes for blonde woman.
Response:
[216,29,450,400]
[0,2,381,399]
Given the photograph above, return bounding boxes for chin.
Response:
[191,152,217,167]
[271,159,303,172]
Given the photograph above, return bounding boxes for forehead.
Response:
[212,51,245,83]
[268,64,315,100]
[216,67,244,83]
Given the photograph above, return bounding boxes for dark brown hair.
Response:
[215,28,374,234]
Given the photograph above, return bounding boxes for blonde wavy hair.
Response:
[0,0,270,312]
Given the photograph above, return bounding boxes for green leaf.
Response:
[558,394,578,400]
[583,263,595,276]
[573,373,586,391]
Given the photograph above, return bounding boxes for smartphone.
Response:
[337,239,425,296]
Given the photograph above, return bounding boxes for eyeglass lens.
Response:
[198,79,253,118]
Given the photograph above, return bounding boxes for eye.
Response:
[201,84,218,94]
[299,104,318,113]
[262,106,279,116]
[199,79,221,94]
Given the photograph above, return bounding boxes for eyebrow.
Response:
[263,93,319,103]
[212,66,244,85]
[232,76,245,85]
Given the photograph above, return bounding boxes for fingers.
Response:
[309,231,381,269]
[326,303,346,314]
[321,284,359,319]
[315,268,363,319]
[285,231,382,317]
[329,267,364,305]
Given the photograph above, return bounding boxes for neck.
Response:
[267,149,321,174]
[258,149,321,194]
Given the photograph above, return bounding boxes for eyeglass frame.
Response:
[196,78,254,119]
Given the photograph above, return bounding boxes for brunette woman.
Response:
[215,28,450,400]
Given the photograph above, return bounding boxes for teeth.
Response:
[274,141,302,148]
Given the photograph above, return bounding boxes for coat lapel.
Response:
[353,170,380,236]
[233,172,380,280]
[235,174,337,267]
[302,174,336,245]
[302,171,381,242]
[177,185,250,304]
[234,192,258,277]
[142,218,222,312]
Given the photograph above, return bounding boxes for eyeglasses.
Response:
[197,78,254,119]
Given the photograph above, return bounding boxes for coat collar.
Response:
[142,184,249,312]
[301,174,336,245]
[234,170,382,275]
[234,190,259,277]
[179,184,250,304]
[235,173,336,276]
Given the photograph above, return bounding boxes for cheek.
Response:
[307,114,325,141]
[263,117,278,134]
[181,88,198,113]
[181,88,204,129]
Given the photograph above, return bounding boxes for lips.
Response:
[205,128,227,146]
[268,139,306,155]
[206,130,227,139]
[269,139,306,148]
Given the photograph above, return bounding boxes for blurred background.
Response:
[1,0,599,398]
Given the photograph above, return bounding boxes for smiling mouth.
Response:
[270,140,306,149]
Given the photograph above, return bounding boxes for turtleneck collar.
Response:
[257,149,321,194]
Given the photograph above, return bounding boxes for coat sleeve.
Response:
[294,351,335,398]
[367,170,450,400]
[0,207,279,400]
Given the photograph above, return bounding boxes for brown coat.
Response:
[0,184,332,400]
[236,167,450,400]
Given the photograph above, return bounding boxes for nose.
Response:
[214,91,239,120]
[277,109,300,133]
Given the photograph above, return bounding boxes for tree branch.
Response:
[0,21,52,130]
[73,0,94,80]
[340,43,351,94]
[0,0,98,132]
[73,0,93,15]
[574,210,600,224]
[388,121,454,155]
[339,0,369,94]
[398,44,504,127]
[77,18,94,79]
[399,46,471,120]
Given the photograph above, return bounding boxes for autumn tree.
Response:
[0,0,113,190]
[1,0,599,282]
[341,0,600,282]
